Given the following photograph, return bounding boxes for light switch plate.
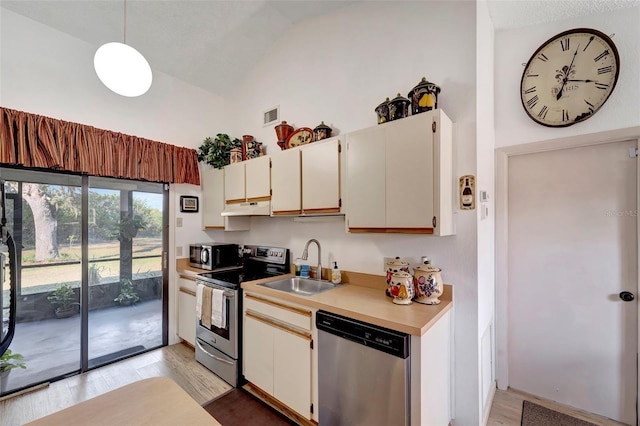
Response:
[176,217,183,227]
[176,246,183,257]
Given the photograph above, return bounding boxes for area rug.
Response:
[521,400,597,426]
[203,388,296,426]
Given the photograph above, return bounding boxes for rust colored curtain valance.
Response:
[0,107,200,185]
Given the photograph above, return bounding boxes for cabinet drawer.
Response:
[244,293,312,331]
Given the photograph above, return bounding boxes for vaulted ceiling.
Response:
[2,0,637,96]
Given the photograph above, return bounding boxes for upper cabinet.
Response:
[201,166,250,231]
[224,155,271,205]
[345,110,454,236]
[271,137,341,216]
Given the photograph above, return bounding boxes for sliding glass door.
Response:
[0,169,168,396]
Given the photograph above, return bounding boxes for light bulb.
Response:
[94,42,152,97]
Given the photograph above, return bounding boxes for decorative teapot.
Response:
[389,271,414,305]
[413,257,444,305]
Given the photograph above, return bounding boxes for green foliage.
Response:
[47,283,79,309]
[197,134,242,169]
[114,279,140,304]
[0,349,26,373]
[88,262,104,285]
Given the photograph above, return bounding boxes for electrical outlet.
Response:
[176,246,183,257]
[176,217,183,227]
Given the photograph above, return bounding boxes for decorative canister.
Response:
[275,121,294,151]
[313,121,332,141]
[385,256,410,297]
[388,93,410,121]
[389,271,415,305]
[375,97,391,124]
[413,258,444,305]
[229,148,242,164]
[408,77,441,114]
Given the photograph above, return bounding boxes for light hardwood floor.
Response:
[488,387,628,426]
[1,344,630,426]
[0,343,231,426]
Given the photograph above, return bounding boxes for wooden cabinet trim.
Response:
[301,207,341,214]
[244,383,316,426]
[179,274,197,282]
[272,209,302,216]
[245,293,312,317]
[225,198,246,205]
[246,310,312,341]
[247,196,271,203]
[179,287,196,297]
[348,227,435,234]
[204,226,225,230]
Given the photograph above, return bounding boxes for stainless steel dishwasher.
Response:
[316,310,411,426]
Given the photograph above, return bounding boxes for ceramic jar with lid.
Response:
[413,257,444,305]
[313,121,332,141]
[408,77,441,114]
[386,257,410,285]
[389,271,415,305]
[375,97,391,124]
[275,121,294,151]
[389,93,410,121]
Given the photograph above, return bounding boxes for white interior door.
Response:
[507,140,637,424]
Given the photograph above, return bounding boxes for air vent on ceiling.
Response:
[263,106,279,127]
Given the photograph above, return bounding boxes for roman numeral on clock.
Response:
[524,86,536,94]
[526,95,539,109]
[598,66,613,74]
[537,53,548,62]
[560,38,570,51]
[594,50,610,62]
[585,99,595,111]
[537,105,548,119]
[595,82,609,90]
[562,109,569,122]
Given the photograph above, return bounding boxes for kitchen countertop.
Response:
[175,258,452,337]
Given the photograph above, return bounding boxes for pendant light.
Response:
[94,0,152,97]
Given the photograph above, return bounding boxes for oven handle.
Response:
[195,280,236,298]
[196,340,234,365]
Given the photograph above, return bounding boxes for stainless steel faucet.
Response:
[302,239,322,280]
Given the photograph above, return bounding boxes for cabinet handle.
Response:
[179,287,196,297]
[245,293,312,317]
[246,310,312,341]
[196,340,234,365]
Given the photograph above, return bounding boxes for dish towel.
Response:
[201,286,213,329]
[195,284,204,320]
[211,288,226,329]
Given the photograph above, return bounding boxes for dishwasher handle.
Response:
[316,310,410,359]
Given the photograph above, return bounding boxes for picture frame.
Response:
[180,196,199,213]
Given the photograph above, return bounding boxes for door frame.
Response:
[495,127,640,412]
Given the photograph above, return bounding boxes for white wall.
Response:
[224,2,481,424]
[494,6,640,148]
[476,1,496,422]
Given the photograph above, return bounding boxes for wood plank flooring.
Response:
[487,387,628,426]
[0,343,231,426]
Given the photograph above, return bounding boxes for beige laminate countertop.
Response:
[175,258,452,337]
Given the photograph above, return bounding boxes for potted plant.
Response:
[0,349,26,393]
[115,214,147,242]
[197,133,242,169]
[47,283,80,318]
[114,279,140,306]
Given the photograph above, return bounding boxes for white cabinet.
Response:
[243,292,314,420]
[177,277,196,346]
[345,109,454,235]
[271,137,341,215]
[223,155,271,205]
[200,166,250,231]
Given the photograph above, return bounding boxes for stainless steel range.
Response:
[195,245,290,387]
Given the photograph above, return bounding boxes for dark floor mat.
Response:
[521,400,597,426]
[203,388,296,426]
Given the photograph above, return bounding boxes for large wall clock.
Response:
[520,28,620,127]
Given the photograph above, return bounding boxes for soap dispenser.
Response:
[331,262,342,284]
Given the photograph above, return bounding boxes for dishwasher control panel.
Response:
[316,310,410,358]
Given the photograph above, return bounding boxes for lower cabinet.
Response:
[243,292,314,420]
[178,287,196,346]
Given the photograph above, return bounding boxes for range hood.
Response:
[221,200,271,216]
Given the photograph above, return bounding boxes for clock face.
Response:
[520,28,620,127]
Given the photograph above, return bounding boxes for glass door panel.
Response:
[0,170,82,395]
[87,178,164,368]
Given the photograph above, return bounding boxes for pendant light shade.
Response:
[94,42,152,97]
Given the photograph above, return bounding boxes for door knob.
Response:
[619,291,635,302]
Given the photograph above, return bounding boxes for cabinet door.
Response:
[245,156,271,201]
[273,327,312,418]
[244,314,275,394]
[201,167,225,229]
[385,115,434,229]
[224,162,245,204]
[345,127,386,229]
[177,289,196,346]
[271,148,301,215]
[302,138,340,213]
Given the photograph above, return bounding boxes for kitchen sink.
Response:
[258,277,336,296]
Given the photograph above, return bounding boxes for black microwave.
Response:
[189,243,240,270]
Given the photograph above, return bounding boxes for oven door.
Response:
[195,281,238,359]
